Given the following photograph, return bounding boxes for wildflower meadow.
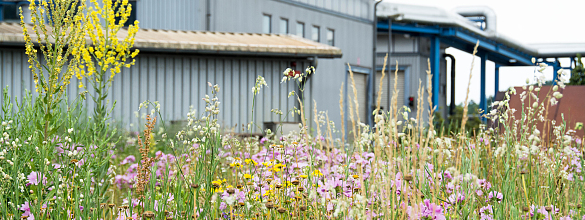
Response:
[1,0,584,219]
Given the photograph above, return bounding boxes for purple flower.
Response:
[407,199,446,220]
[479,205,494,220]
[219,202,227,210]
[259,137,267,144]
[27,172,46,186]
[487,191,503,202]
[120,155,136,165]
[20,202,33,219]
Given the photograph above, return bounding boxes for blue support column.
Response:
[0,4,3,22]
[552,59,560,85]
[430,36,440,111]
[480,53,487,122]
[494,64,500,96]
[570,56,575,73]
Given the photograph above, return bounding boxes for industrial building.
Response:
[0,0,583,135]
[376,3,585,122]
[0,0,374,135]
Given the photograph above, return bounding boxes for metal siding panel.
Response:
[13,51,21,101]
[122,67,131,124]
[165,57,174,120]
[236,60,245,128]
[131,59,140,127]
[229,59,238,127]
[182,57,190,120]
[4,51,12,104]
[253,60,262,132]
[156,57,165,119]
[215,59,224,122]
[199,58,207,115]
[174,57,183,120]
[207,59,214,97]
[271,61,279,122]
[138,56,148,120]
[190,58,199,114]
[244,59,251,131]
[223,59,232,127]
[278,61,286,121]
[263,60,271,123]
[148,56,157,114]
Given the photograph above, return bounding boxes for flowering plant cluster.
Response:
[3,1,585,219]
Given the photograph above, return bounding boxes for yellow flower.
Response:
[312,170,323,177]
[244,174,252,179]
[211,180,222,186]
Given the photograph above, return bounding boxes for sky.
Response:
[385,0,585,105]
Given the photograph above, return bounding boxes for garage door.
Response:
[350,72,368,123]
[375,70,405,114]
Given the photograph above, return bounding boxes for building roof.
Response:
[377,2,585,59]
[0,22,342,58]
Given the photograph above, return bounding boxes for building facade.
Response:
[1,0,377,136]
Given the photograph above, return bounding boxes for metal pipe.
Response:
[452,6,497,33]
[444,54,456,115]
[369,0,383,127]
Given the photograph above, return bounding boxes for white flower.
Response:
[553,92,563,99]
[283,68,292,76]
[550,97,558,106]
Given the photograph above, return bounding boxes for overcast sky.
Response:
[385,0,585,105]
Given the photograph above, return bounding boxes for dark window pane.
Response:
[2,4,19,21]
[312,26,319,42]
[263,14,271,34]
[114,1,137,27]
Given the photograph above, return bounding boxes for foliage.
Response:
[2,1,585,219]
[569,54,585,85]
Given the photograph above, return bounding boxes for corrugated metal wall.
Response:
[136,0,205,31]
[1,47,311,133]
[0,48,34,105]
[132,0,373,136]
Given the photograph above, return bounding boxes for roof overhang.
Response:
[0,22,343,59]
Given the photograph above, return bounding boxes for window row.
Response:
[0,1,137,27]
[262,14,334,46]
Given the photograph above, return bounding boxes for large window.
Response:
[311,26,320,42]
[279,18,288,34]
[326,29,334,46]
[296,22,305,38]
[1,3,19,21]
[262,14,271,34]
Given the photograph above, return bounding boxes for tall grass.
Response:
[1,0,584,219]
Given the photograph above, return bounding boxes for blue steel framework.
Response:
[377,21,575,122]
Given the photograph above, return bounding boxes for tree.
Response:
[569,54,585,85]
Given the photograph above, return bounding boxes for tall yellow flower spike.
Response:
[20,0,87,100]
